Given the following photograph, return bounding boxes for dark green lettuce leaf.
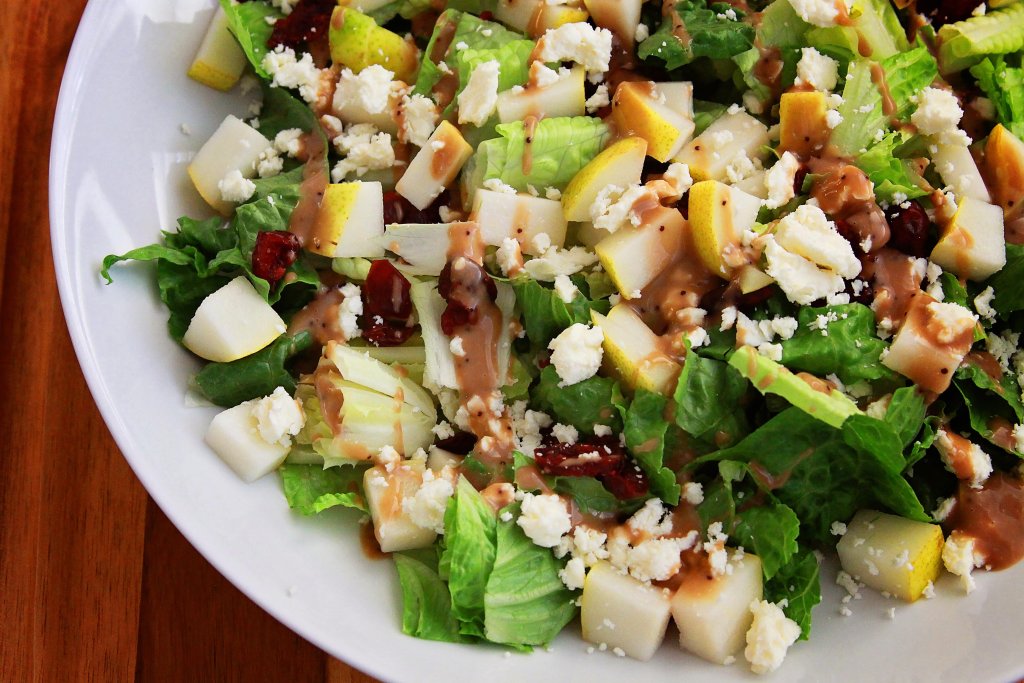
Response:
[193,332,314,407]
[971,54,1024,138]
[733,503,800,580]
[639,0,755,70]
[624,390,681,505]
[279,462,368,515]
[765,547,821,639]
[883,386,928,450]
[219,0,279,77]
[988,244,1024,317]
[855,132,929,204]
[780,304,894,385]
[533,365,625,435]
[675,350,750,447]
[512,277,609,351]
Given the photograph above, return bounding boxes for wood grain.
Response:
[0,2,378,681]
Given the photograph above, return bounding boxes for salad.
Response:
[101,0,1024,673]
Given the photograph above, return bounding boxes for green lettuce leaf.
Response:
[279,463,368,515]
[441,477,498,638]
[483,504,577,647]
[765,547,821,639]
[533,365,624,435]
[394,549,467,643]
[464,117,611,198]
[953,360,1024,453]
[551,476,625,515]
[855,132,929,204]
[733,503,800,580]
[512,277,609,351]
[193,332,314,407]
[639,0,755,70]
[780,304,894,384]
[758,0,811,48]
[988,244,1024,317]
[971,54,1024,138]
[938,3,1024,73]
[624,390,682,505]
[219,0,279,76]
[882,386,928,450]
[675,350,750,447]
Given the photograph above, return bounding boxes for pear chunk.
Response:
[611,81,695,162]
[396,121,472,210]
[309,181,385,258]
[329,7,418,82]
[183,276,286,363]
[497,66,585,123]
[580,562,672,661]
[187,115,271,216]
[205,403,290,482]
[364,462,437,553]
[470,190,568,253]
[595,205,685,296]
[933,143,991,203]
[562,137,648,222]
[674,111,769,182]
[592,304,681,396]
[779,91,829,158]
[837,510,945,601]
[584,0,643,42]
[377,223,451,276]
[188,5,247,91]
[984,123,1024,221]
[672,552,763,664]
[493,0,588,35]
[930,197,1005,281]
[882,294,977,393]
[687,180,761,278]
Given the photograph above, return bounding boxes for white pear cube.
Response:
[595,205,685,296]
[592,304,681,396]
[364,462,437,552]
[584,0,643,45]
[930,197,1005,281]
[612,81,696,162]
[933,143,991,203]
[427,446,462,473]
[396,121,472,210]
[837,510,945,601]
[205,403,290,482]
[493,0,587,34]
[674,111,770,182]
[377,223,451,276]
[882,294,976,393]
[309,181,385,257]
[183,276,286,363]
[562,137,648,222]
[731,169,769,199]
[471,190,567,254]
[188,5,247,92]
[188,115,272,215]
[671,553,763,664]
[497,67,585,123]
[580,562,672,661]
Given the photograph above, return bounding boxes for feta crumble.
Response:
[518,493,572,547]
[548,323,604,386]
[250,387,305,447]
[457,60,500,126]
[745,600,802,674]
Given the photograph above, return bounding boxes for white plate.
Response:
[50,2,1024,681]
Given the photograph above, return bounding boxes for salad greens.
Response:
[102,0,1024,673]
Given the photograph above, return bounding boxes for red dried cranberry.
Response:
[363,320,416,347]
[267,0,335,66]
[363,260,413,321]
[737,285,778,311]
[601,465,650,500]
[252,230,301,285]
[885,200,931,257]
[439,259,496,301]
[535,437,624,477]
[678,190,690,219]
[844,277,874,305]
[916,0,977,26]
[440,300,477,335]
[437,257,498,334]
[833,218,864,255]
[479,10,494,20]
[793,166,808,195]
[436,430,478,455]
[382,190,448,225]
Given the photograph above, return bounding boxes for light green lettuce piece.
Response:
[970,54,1024,138]
[394,549,467,643]
[855,132,929,203]
[462,117,610,201]
[218,0,280,77]
[441,477,498,638]
[938,4,1024,73]
[758,0,811,47]
[279,463,368,515]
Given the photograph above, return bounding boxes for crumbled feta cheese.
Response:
[757,343,784,362]
[404,471,455,534]
[911,88,964,142]
[682,481,704,505]
[552,423,579,445]
[335,65,394,115]
[536,22,613,75]
[553,274,579,304]
[974,286,997,322]
[764,236,846,305]
[787,0,851,27]
[495,237,524,276]
[548,323,604,386]
[720,305,738,331]
[628,498,673,537]
[399,94,439,148]
[559,557,586,590]
[531,62,564,88]
[273,128,304,157]
[745,600,802,674]
[662,162,693,199]
[338,282,363,340]
[795,47,839,91]
[725,151,758,184]
[270,0,296,15]
[934,429,993,488]
[257,147,284,178]
[432,421,455,440]
[545,187,562,200]
[830,521,848,536]
[517,493,572,547]
[591,184,655,233]
[218,169,256,203]
[942,531,984,593]
[585,84,610,114]
[250,387,305,447]
[331,123,395,181]
[523,245,599,281]
[449,336,466,357]
[262,46,322,104]
[926,301,977,344]
[764,151,800,209]
[986,330,1018,372]
[634,22,650,42]
[457,60,500,126]
[825,109,843,128]
[627,537,690,582]
[774,204,861,278]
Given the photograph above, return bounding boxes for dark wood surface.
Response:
[0,2,377,680]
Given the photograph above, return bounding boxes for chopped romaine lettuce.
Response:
[533,365,625,435]
[733,502,800,580]
[394,548,468,643]
[674,349,750,448]
[441,477,498,638]
[765,547,821,639]
[779,304,894,384]
[623,390,682,505]
[970,54,1024,139]
[218,0,279,77]
[279,462,368,515]
[938,3,1024,73]
[193,332,313,407]
[512,276,609,351]
[638,0,756,70]
[855,132,929,204]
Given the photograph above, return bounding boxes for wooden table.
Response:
[0,2,377,680]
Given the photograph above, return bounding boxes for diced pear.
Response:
[882,294,976,393]
[837,509,944,601]
[396,121,473,210]
[687,180,761,278]
[494,0,588,35]
[187,5,247,91]
[779,91,829,158]
[611,81,695,162]
[182,276,286,363]
[933,142,991,203]
[580,562,672,661]
[672,552,763,664]
[583,0,643,41]
[496,66,586,123]
[592,304,681,396]
[657,82,695,120]
[561,137,648,221]
[329,7,418,82]
[471,190,567,254]
[364,462,437,552]
[205,402,290,482]
[731,169,769,199]
[187,115,271,215]
[737,264,774,294]
[326,343,436,417]
[309,181,385,258]
[674,111,769,182]
[595,206,685,296]
[573,220,607,248]
[984,123,1024,221]
[427,446,462,473]
[930,197,1006,281]
[377,223,451,276]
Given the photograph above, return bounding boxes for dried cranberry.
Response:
[885,200,932,257]
[479,10,494,20]
[915,0,977,26]
[363,260,413,322]
[363,320,416,347]
[436,430,477,455]
[737,285,778,312]
[535,437,624,477]
[833,218,863,255]
[382,190,448,225]
[844,277,874,305]
[439,259,496,301]
[601,466,650,500]
[252,230,301,285]
[437,257,498,334]
[440,300,477,335]
[267,0,335,66]
[793,166,808,195]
